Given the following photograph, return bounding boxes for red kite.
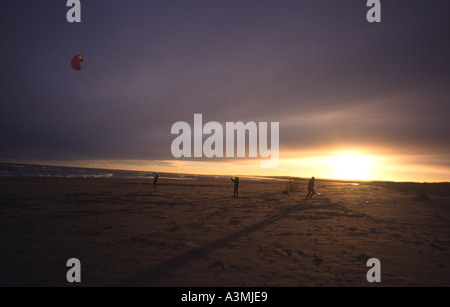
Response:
[71,55,84,71]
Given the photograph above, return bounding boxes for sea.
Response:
[0,162,214,179]
[0,162,285,181]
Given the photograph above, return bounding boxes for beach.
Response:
[1,177,450,286]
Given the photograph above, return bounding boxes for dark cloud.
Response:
[1,1,449,170]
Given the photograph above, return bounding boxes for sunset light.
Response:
[1,1,450,290]
[329,154,374,180]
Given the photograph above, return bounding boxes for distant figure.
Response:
[153,173,159,188]
[306,176,316,200]
[231,177,240,198]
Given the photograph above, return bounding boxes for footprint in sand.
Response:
[429,243,446,251]
[313,254,323,266]
[280,232,293,237]
[168,225,180,232]
[273,248,292,257]
[209,260,225,270]
[355,253,372,264]
[229,219,241,225]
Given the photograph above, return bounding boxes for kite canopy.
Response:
[71,55,84,71]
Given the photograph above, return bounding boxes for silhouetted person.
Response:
[306,176,315,200]
[153,173,159,188]
[231,177,239,198]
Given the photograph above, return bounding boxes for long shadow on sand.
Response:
[114,201,321,286]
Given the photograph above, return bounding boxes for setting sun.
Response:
[329,154,375,180]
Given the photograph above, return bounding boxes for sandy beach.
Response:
[1,177,450,287]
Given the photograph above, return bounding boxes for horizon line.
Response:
[1,161,448,184]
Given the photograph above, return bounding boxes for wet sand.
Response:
[1,177,449,286]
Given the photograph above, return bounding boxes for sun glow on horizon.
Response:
[328,154,375,180]
[21,150,450,183]
[279,152,379,181]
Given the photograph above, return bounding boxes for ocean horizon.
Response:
[0,162,289,181]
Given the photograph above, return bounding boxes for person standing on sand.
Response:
[306,176,316,200]
[231,177,239,198]
[153,173,159,188]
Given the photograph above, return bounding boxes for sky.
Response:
[1,0,449,182]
